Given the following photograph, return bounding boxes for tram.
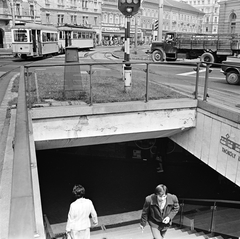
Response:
[11,22,59,59]
[58,25,96,51]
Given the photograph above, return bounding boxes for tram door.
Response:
[65,31,72,47]
[0,29,3,48]
[32,30,37,55]
[37,30,42,55]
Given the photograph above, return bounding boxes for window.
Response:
[83,16,88,25]
[58,14,64,25]
[15,3,20,15]
[103,14,107,23]
[46,13,50,23]
[30,5,34,16]
[73,31,78,39]
[115,15,119,24]
[13,30,28,42]
[109,14,113,24]
[229,12,237,34]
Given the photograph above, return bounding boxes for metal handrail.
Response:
[24,60,199,109]
[178,197,240,238]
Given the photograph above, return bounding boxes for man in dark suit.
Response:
[140,184,179,238]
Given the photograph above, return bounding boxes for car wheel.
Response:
[152,49,166,62]
[226,71,240,85]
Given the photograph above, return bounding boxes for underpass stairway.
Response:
[89,223,226,239]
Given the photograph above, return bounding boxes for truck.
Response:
[151,32,240,64]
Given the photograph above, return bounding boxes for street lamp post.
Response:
[11,0,15,26]
[158,0,163,41]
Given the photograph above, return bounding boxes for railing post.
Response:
[194,63,200,99]
[209,201,216,233]
[26,67,31,109]
[203,63,210,101]
[179,200,184,227]
[145,63,149,103]
[89,65,93,106]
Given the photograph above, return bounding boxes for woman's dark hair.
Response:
[155,184,168,195]
[72,184,85,199]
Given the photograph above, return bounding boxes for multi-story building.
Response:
[0,0,12,48]
[0,0,102,48]
[218,0,240,35]
[0,0,40,48]
[0,0,204,48]
[142,0,204,42]
[101,0,204,45]
[178,0,220,34]
[38,0,102,43]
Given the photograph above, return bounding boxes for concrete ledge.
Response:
[31,98,198,119]
[197,100,240,124]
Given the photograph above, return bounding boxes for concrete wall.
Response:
[31,99,197,150]
[170,108,240,187]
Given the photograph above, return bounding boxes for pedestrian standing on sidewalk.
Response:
[66,184,98,239]
[139,184,179,239]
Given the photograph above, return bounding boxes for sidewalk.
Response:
[112,46,152,61]
[0,48,13,57]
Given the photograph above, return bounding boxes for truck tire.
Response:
[200,52,215,64]
[226,71,240,85]
[152,49,166,62]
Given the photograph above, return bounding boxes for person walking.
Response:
[139,184,179,239]
[66,184,98,239]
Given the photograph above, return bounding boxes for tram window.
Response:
[73,31,78,39]
[42,32,47,42]
[86,33,89,39]
[78,32,82,39]
[50,33,57,41]
[89,33,92,39]
[82,33,86,39]
[47,33,51,41]
[13,30,28,42]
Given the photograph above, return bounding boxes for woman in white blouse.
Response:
[66,185,98,239]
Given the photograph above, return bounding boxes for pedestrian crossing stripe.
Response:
[177,69,206,76]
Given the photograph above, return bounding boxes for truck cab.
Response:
[151,32,177,62]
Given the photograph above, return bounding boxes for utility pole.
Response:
[34,0,36,23]
[11,0,15,26]
[134,14,138,48]
[158,0,163,41]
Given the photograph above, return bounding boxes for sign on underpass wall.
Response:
[220,134,240,161]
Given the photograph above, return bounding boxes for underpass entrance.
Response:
[36,138,240,226]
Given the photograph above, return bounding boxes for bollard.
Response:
[124,65,132,92]
[64,47,82,99]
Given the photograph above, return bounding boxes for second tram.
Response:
[58,25,96,51]
[11,22,59,59]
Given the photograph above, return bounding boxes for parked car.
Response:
[221,60,240,85]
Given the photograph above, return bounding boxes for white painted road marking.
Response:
[177,69,206,76]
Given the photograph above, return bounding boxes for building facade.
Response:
[0,0,40,48]
[38,0,102,43]
[218,0,240,35]
[1,0,204,48]
[142,0,204,43]
[178,0,220,34]
[101,0,204,45]
[0,0,12,48]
